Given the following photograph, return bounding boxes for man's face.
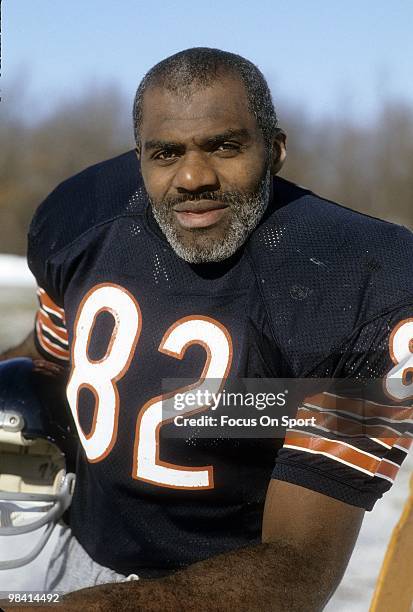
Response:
[138,76,274,263]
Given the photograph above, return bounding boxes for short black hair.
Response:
[133,47,279,146]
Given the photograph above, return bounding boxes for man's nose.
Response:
[172,154,219,193]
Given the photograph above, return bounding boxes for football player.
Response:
[1,47,413,611]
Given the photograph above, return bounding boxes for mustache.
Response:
[152,190,250,208]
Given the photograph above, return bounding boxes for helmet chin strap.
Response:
[0,473,75,570]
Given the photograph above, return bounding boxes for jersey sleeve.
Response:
[26,151,139,365]
[272,305,413,510]
[33,287,70,363]
[27,190,70,365]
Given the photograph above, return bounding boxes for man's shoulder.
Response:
[28,149,145,255]
[249,177,413,375]
[256,176,413,279]
[268,176,412,251]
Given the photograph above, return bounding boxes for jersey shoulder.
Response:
[249,177,413,375]
[28,149,144,263]
[257,175,413,272]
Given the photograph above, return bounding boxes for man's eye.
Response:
[154,150,178,161]
[216,142,240,153]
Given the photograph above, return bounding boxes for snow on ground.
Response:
[0,255,37,351]
[326,453,413,611]
[0,255,412,609]
[0,255,36,288]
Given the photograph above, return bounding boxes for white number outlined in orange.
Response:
[133,315,233,489]
[67,284,142,462]
[385,318,413,401]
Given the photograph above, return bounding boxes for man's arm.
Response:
[60,480,363,612]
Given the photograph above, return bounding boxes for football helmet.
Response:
[0,358,76,569]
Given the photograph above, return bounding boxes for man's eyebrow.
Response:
[144,139,182,152]
[204,128,250,145]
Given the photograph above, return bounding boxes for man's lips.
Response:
[173,200,229,229]
[172,200,228,213]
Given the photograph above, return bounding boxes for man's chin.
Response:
[152,219,233,264]
[166,228,242,264]
[170,240,240,264]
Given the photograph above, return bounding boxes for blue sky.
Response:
[3,0,413,123]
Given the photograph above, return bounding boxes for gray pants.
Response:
[45,524,139,594]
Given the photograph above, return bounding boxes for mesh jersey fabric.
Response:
[273,304,413,510]
[27,149,413,575]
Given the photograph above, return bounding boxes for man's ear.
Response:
[270,130,287,175]
[135,144,141,160]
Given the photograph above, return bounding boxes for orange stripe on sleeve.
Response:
[376,459,400,482]
[37,310,68,344]
[304,392,412,422]
[284,430,381,475]
[296,406,400,447]
[394,437,413,452]
[36,287,65,320]
[35,317,69,361]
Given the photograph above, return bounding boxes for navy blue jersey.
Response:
[27,150,413,576]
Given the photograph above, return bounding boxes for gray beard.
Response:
[150,167,271,264]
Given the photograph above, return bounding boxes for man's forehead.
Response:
[140,78,258,138]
